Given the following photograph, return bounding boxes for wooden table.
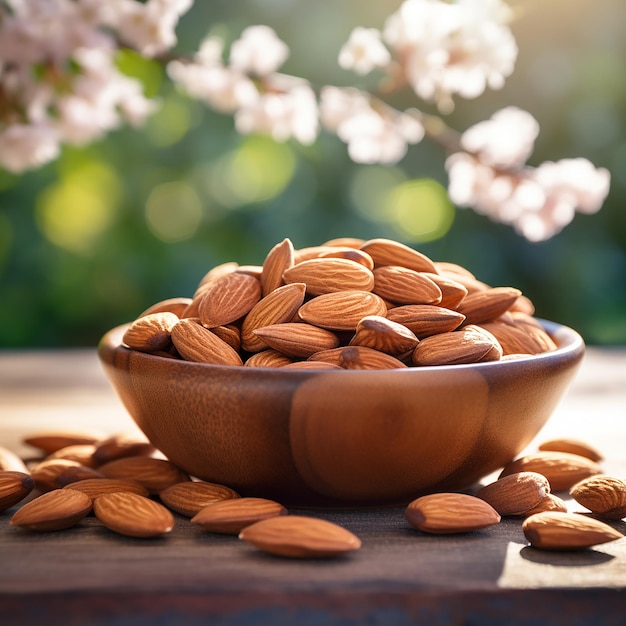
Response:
[1,348,625,625]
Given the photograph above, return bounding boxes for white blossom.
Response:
[338,27,391,75]
[383,0,517,105]
[229,25,289,76]
[460,107,539,169]
[0,124,60,173]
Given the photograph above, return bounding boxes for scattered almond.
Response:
[0,471,35,511]
[538,438,604,463]
[46,444,99,468]
[190,497,287,534]
[476,472,551,516]
[10,489,92,531]
[569,475,626,520]
[159,481,240,517]
[23,431,103,455]
[92,433,155,465]
[405,493,501,534]
[94,492,174,538]
[239,515,361,558]
[522,511,623,550]
[522,493,569,516]
[30,458,103,491]
[499,451,602,492]
[98,457,190,494]
[63,478,150,501]
[0,445,30,473]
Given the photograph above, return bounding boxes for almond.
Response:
[0,471,35,511]
[522,493,569,516]
[499,451,602,492]
[569,475,626,520]
[283,258,375,296]
[63,478,150,501]
[433,261,477,279]
[94,492,174,538]
[122,312,179,352]
[138,297,193,318]
[211,324,241,353]
[421,272,468,309]
[318,247,374,270]
[310,345,407,370]
[98,456,190,494]
[30,458,103,491]
[196,261,239,290]
[261,237,295,296]
[322,237,365,248]
[241,282,307,352]
[92,433,156,465]
[11,489,92,531]
[0,446,30,473]
[405,493,501,534]
[298,290,387,331]
[522,511,623,550]
[372,266,442,305]
[538,438,603,462]
[479,321,550,355]
[457,287,522,325]
[23,431,103,455]
[244,349,295,368]
[386,305,465,338]
[253,323,341,359]
[239,515,361,558]
[412,327,502,366]
[349,315,419,358]
[159,481,240,517]
[476,472,551,516]
[198,270,262,328]
[360,238,438,273]
[190,497,287,534]
[171,318,244,366]
[280,361,344,370]
[47,444,99,468]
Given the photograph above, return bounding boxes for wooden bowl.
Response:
[98,320,584,507]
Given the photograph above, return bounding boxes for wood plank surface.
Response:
[1,347,625,625]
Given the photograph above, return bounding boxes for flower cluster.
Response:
[0,0,611,241]
[0,0,191,173]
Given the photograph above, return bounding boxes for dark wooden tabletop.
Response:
[1,348,625,625]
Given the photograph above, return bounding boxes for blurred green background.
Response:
[1,0,625,348]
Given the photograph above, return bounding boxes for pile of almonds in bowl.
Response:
[120,237,558,369]
[1,431,625,556]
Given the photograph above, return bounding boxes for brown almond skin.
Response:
[94,492,174,538]
[386,305,465,339]
[63,478,150,501]
[261,237,295,296]
[412,327,502,366]
[479,321,550,355]
[538,438,604,463]
[522,493,568,517]
[171,318,244,366]
[239,515,362,558]
[191,497,287,534]
[318,247,374,270]
[476,472,551,516]
[310,346,408,370]
[159,481,240,517]
[253,323,341,359]
[406,493,501,534]
[138,297,193,318]
[241,282,307,353]
[122,312,179,352]
[372,266,442,305]
[198,271,262,328]
[499,451,602,492]
[30,459,103,491]
[11,489,92,531]
[92,433,156,465]
[98,457,190,494]
[360,238,438,273]
[457,287,522,326]
[350,315,419,358]
[298,290,387,331]
[244,350,295,368]
[522,511,623,550]
[46,444,99,468]
[23,431,103,455]
[283,258,375,296]
[0,471,35,511]
[421,272,468,309]
[570,475,626,520]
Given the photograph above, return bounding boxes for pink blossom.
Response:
[0,124,60,173]
[338,27,391,75]
[229,26,289,77]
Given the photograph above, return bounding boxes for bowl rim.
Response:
[99,318,585,375]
